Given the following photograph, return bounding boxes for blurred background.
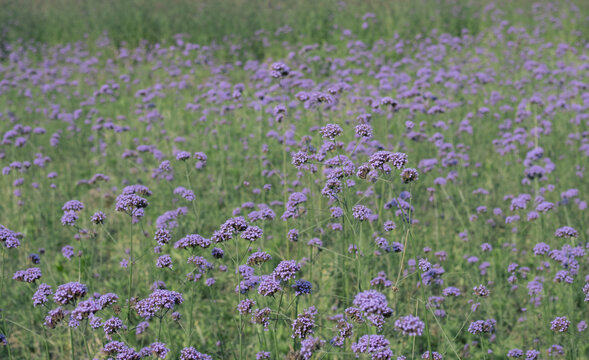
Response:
[1,0,588,60]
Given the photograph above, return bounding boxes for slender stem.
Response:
[69,326,75,359]
[420,273,433,360]
[126,217,134,344]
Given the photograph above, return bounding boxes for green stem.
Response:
[69,326,75,360]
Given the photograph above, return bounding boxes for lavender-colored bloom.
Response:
[352,335,393,360]
[61,245,75,259]
[550,316,570,332]
[33,283,52,306]
[578,320,587,332]
[54,282,88,305]
[150,342,169,359]
[473,285,490,297]
[288,229,299,242]
[247,251,272,266]
[103,317,126,340]
[533,242,550,255]
[251,307,272,330]
[180,347,212,360]
[136,321,149,335]
[554,226,578,238]
[44,307,66,328]
[258,276,282,296]
[300,336,326,360]
[91,211,106,224]
[61,211,78,226]
[292,306,317,339]
[395,315,425,336]
[156,255,173,269]
[507,349,524,358]
[292,280,312,296]
[62,200,84,212]
[237,299,256,315]
[273,260,301,282]
[176,151,191,161]
[353,290,393,329]
[154,228,172,246]
[467,319,496,334]
[174,234,211,249]
[270,62,290,78]
[352,205,371,221]
[421,351,443,360]
[13,267,42,283]
[135,289,184,320]
[400,168,419,183]
[241,225,263,241]
[320,124,343,139]
[418,259,432,272]
[0,225,22,249]
[256,351,271,360]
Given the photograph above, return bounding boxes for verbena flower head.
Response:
[352,334,393,360]
[13,267,42,283]
[320,123,343,139]
[135,289,184,320]
[353,290,393,329]
[395,315,425,336]
[554,226,578,238]
[180,347,212,360]
[550,316,570,332]
[273,260,301,282]
[54,282,88,305]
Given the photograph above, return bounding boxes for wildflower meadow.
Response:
[0,0,588,359]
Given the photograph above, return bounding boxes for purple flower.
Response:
[550,316,570,332]
[62,200,84,212]
[136,321,149,335]
[61,245,75,259]
[251,307,272,330]
[421,351,443,359]
[292,306,317,339]
[237,299,256,315]
[292,280,312,296]
[554,226,578,238]
[150,342,169,359]
[135,290,184,320]
[13,267,42,283]
[247,251,272,266]
[400,168,419,183]
[240,225,263,241]
[54,282,88,305]
[256,351,271,360]
[467,319,496,334]
[174,234,211,249]
[180,347,212,360]
[91,211,106,224]
[507,349,524,358]
[300,336,325,360]
[353,290,393,329]
[33,283,52,306]
[473,284,490,297]
[352,335,393,360]
[176,151,191,161]
[320,124,343,139]
[273,260,301,282]
[352,205,372,221]
[395,315,425,336]
[156,255,173,269]
[258,276,282,296]
[103,317,126,340]
[61,211,78,226]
